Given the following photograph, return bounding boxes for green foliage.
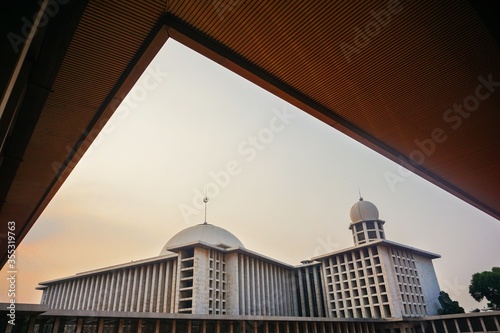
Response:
[437,291,465,315]
[469,267,500,310]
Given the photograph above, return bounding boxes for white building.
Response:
[37,198,441,319]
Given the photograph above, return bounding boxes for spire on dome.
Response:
[203,195,209,224]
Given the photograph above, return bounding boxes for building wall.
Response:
[39,243,440,320]
[42,258,178,313]
[295,263,327,317]
[414,253,441,315]
[321,245,392,319]
[378,245,402,317]
[386,246,429,317]
[235,253,297,316]
[225,252,239,315]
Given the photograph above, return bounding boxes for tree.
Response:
[437,291,465,315]
[469,267,500,310]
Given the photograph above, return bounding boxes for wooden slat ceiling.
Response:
[0,0,498,267]
[165,0,499,217]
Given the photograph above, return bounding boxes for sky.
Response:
[1,39,499,311]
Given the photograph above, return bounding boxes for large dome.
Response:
[350,198,379,223]
[159,223,244,255]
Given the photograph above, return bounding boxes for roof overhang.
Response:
[311,239,440,261]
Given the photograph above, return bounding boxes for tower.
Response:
[349,197,386,245]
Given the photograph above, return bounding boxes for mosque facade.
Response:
[37,198,441,319]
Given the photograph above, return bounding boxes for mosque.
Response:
[37,198,441,320]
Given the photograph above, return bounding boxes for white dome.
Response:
[160,223,244,255]
[350,198,379,223]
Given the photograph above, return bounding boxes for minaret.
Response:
[349,197,386,246]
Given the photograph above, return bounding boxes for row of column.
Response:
[296,263,327,317]
[44,259,177,313]
[6,314,500,333]
[27,317,379,333]
[237,254,298,316]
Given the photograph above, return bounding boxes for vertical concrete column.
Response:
[156,263,164,312]
[284,271,291,316]
[45,286,53,307]
[65,281,73,309]
[193,247,210,314]
[86,277,95,310]
[106,273,114,311]
[245,256,251,314]
[124,269,133,311]
[58,283,66,308]
[112,271,121,311]
[291,273,299,316]
[76,279,85,310]
[266,264,277,314]
[118,319,124,333]
[131,268,139,311]
[58,283,66,309]
[313,266,324,316]
[75,318,84,333]
[82,278,90,310]
[70,280,79,310]
[251,258,256,315]
[493,315,500,332]
[225,252,239,315]
[155,319,160,333]
[25,315,36,333]
[239,256,246,314]
[142,265,151,312]
[255,259,261,315]
[163,262,171,312]
[171,260,178,312]
[276,268,283,315]
[305,267,315,316]
[137,266,145,312]
[93,276,100,311]
[297,270,305,315]
[137,319,143,333]
[150,264,158,312]
[51,318,60,333]
[479,317,487,333]
[101,274,110,311]
[49,285,56,308]
[142,264,153,312]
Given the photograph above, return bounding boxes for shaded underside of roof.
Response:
[0,0,499,267]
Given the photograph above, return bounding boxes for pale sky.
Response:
[1,39,498,311]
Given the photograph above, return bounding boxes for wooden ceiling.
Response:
[0,0,499,267]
